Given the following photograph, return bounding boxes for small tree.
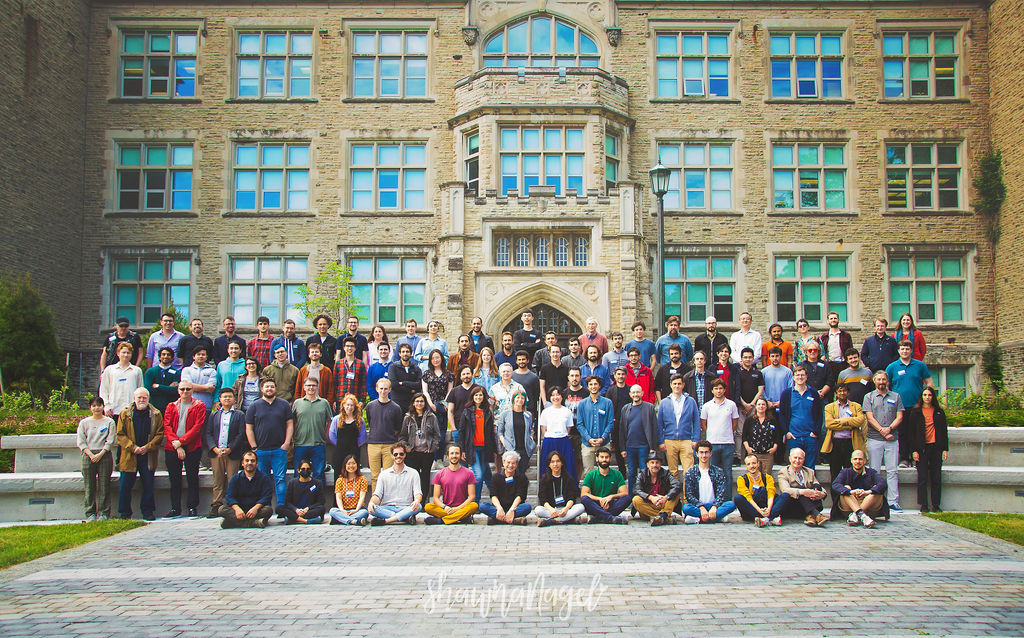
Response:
[0,273,66,397]
[972,148,1006,244]
[293,261,363,327]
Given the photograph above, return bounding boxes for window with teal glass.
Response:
[888,253,966,323]
[112,256,191,326]
[769,32,843,98]
[664,255,736,324]
[352,31,427,98]
[234,142,310,211]
[885,142,960,210]
[772,143,846,210]
[882,32,956,99]
[657,142,733,211]
[229,257,307,326]
[774,255,849,323]
[483,16,599,68]
[348,256,426,325]
[655,32,730,98]
[350,142,426,210]
[236,31,312,98]
[499,127,583,195]
[120,30,197,98]
[116,142,194,211]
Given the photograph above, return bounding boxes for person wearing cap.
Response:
[261,344,299,402]
[632,451,681,526]
[101,317,143,369]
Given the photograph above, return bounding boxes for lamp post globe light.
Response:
[649,163,671,333]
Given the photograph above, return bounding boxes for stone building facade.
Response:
[2,0,1021,397]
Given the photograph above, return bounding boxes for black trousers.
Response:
[165,447,201,511]
[917,443,943,509]
[406,451,434,503]
[779,493,824,518]
[275,503,325,522]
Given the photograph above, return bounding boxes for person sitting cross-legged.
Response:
[368,441,423,525]
[424,443,479,525]
[682,440,737,524]
[776,447,829,527]
[328,454,369,526]
[219,451,274,529]
[733,454,789,527]
[632,451,682,526]
[832,449,888,528]
[275,459,325,524]
[480,451,532,524]
[535,450,585,526]
[580,446,631,524]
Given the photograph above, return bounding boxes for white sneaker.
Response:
[860,512,875,528]
[769,516,782,526]
[848,512,860,526]
[723,510,742,523]
[683,515,700,525]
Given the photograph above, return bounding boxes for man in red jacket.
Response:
[163,380,207,518]
[624,347,655,404]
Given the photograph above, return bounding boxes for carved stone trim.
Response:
[606,27,622,47]
[462,26,478,45]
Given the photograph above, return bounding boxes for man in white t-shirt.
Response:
[699,378,740,499]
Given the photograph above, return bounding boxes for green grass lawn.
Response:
[0,520,145,569]
[926,512,1024,546]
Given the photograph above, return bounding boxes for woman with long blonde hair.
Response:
[330,393,364,480]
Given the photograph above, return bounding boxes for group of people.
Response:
[80,308,948,526]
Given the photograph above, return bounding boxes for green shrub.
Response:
[0,273,65,397]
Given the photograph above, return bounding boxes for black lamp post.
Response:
[649,163,671,329]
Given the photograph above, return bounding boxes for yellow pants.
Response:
[663,439,694,479]
[632,495,680,519]
[424,501,479,524]
[366,443,394,493]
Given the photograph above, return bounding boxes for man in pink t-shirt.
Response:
[424,444,479,524]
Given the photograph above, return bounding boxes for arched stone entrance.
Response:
[475,276,608,344]
[501,304,581,344]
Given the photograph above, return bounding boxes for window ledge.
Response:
[339,210,435,217]
[342,97,436,104]
[764,98,855,105]
[650,97,740,104]
[222,211,317,218]
[225,98,318,104]
[916,323,978,331]
[878,98,970,104]
[103,210,199,218]
[659,210,745,217]
[108,98,201,104]
[476,268,607,275]
[882,209,973,217]
[766,209,859,217]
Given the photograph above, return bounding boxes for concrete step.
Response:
[1,463,1019,522]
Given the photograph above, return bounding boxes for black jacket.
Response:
[470,333,495,354]
[489,472,528,510]
[694,332,729,361]
[634,467,681,500]
[203,408,248,459]
[906,405,949,452]
[387,361,422,412]
[683,369,716,407]
[457,405,496,464]
[537,472,581,507]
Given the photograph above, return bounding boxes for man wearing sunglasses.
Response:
[368,441,422,525]
[162,380,206,518]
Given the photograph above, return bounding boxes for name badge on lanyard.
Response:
[345,490,355,498]
[554,496,565,505]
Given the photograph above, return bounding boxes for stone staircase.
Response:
[1,428,1021,521]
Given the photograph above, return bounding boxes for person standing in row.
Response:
[163,380,206,518]
[78,397,116,521]
[245,378,293,509]
[401,393,441,500]
[203,387,246,518]
[116,388,163,521]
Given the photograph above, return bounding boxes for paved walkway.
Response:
[0,514,1021,636]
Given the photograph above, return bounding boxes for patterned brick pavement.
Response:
[0,514,1021,636]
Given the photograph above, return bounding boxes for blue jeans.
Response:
[255,448,288,506]
[479,502,531,520]
[625,447,648,495]
[787,434,818,469]
[329,507,368,524]
[682,500,736,522]
[371,503,417,521]
[732,488,791,521]
[293,444,326,486]
[117,455,155,517]
[471,446,492,502]
[581,494,632,523]
[710,444,734,499]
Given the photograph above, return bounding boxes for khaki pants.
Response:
[663,439,694,479]
[755,453,775,478]
[366,443,394,492]
[424,501,479,524]
[632,495,680,519]
[580,444,599,475]
[82,451,112,518]
[209,454,240,510]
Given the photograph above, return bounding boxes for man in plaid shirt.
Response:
[247,316,274,371]
[334,336,367,406]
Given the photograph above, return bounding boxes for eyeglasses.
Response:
[392,452,406,457]
[178,388,193,392]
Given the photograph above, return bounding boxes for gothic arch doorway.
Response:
[502,304,581,345]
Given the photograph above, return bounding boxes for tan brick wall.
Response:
[0,0,89,349]
[989,0,1024,390]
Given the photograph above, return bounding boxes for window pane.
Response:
[377,258,399,279]
[259,258,281,280]
[775,257,796,278]
[285,259,307,280]
[801,258,821,278]
[916,258,936,277]
[403,259,426,279]
[685,258,707,278]
[232,259,255,280]
[350,259,372,280]
[712,258,733,278]
[664,258,681,280]
[826,257,847,278]
[169,260,190,280]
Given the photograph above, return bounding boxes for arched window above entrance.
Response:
[502,304,581,344]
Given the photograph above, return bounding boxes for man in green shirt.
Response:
[291,378,333,495]
[579,447,630,524]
